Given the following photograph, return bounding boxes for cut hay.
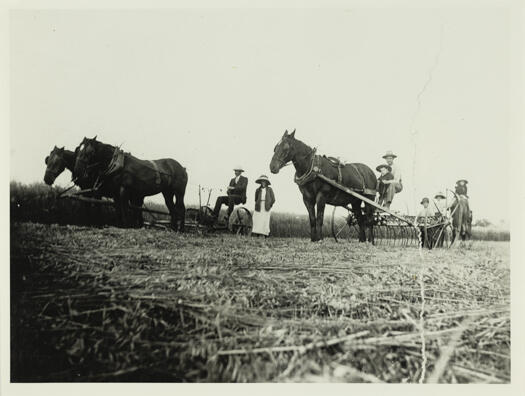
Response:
[10,222,510,382]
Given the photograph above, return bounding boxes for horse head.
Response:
[44,146,67,185]
[270,129,296,174]
[73,136,99,180]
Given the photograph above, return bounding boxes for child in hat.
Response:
[375,164,394,208]
[252,175,276,237]
[416,197,435,224]
[416,197,435,249]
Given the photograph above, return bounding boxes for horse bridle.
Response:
[274,143,316,173]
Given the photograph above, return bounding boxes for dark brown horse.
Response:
[44,146,77,186]
[73,137,188,231]
[450,196,472,242]
[44,145,115,225]
[269,130,377,242]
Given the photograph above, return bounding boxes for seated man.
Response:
[415,197,435,248]
[212,166,248,222]
[379,150,403,208]
[375,164,394,207]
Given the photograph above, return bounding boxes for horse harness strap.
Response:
[105,148,126,177]
[349,163,365,191]
[148,161,162,186]
[294,149,319,186]
[296,153,377,196]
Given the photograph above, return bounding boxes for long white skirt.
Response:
[252,206,271,236]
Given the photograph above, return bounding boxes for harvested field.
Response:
[10,222,510,383]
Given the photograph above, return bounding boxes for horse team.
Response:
[44,130,470,244]
[45,136,187,232]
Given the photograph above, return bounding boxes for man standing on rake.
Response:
[377,150,403,208]
[212,166,248,222]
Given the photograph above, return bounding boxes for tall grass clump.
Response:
[10,181,119,226]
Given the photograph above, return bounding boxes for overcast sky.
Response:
[10,8,510,225]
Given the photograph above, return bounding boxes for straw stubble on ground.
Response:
[10,222,510,382]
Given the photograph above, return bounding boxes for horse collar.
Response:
[294,148,319,186]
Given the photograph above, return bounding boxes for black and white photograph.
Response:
[3,0,524,392]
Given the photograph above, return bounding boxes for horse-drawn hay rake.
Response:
[331,207,453,248]
[319,174,453,248]
[60,184,253,236]
[184,185,252,235]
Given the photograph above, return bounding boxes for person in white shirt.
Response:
[415,197,434,225]
[415,197,435,248]
[378,150,403,208]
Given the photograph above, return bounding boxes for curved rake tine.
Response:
[403,225,410,247]
[410,226,416,247]
[385,226,392,246]
[390,222,397,246]
[392,225,398,247]
[394,226,400,247]
[404,226,411,247]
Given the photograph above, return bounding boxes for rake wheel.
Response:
[229,207,252,236]
[331,206,360,242]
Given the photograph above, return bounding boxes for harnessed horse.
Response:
[269,130,377,242]
[73,137,188,231]
[450,193,472,242]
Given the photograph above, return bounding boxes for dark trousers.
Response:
[213,195,242,218]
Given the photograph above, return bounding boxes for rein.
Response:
[57,177,79,198]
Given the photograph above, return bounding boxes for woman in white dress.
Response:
[252,175,275,237]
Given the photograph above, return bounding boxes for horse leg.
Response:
[352,201,366,242]
[162,191,178,231]
[119,186,132,228]
[364,202,375,244]
[174,189,186,233]
[303,196,318,242]
[315,194,326,241]
[113,197,122,227]
[130,196,144,228]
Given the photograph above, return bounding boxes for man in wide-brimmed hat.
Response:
[212,165,248,221]
[375,164,393,208]
[377,150,403,208]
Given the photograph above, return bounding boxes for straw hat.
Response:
[255,175,271,185]
[434,192,446,199]
[456,179,468,185]
[420,197,429,204]
[382,150,397,159]
[233,165,244,172]
[376,164,392,172]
